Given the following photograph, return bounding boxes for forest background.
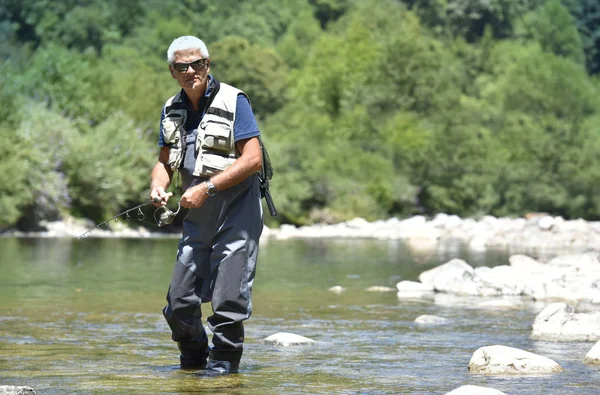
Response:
[1,0,599,230]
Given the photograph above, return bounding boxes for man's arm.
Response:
[179,137,262,209]
[150,146,174,206]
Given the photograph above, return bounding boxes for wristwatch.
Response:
[205,180,217,197]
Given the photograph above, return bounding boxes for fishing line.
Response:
[77,198,183,239]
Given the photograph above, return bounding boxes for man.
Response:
[150,35,263,376]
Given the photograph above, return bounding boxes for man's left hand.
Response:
[180,183,209,209]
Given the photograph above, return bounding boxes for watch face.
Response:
[207,182,217,196]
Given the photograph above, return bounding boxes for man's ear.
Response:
[169,65,176,79]
[206,59,210,74]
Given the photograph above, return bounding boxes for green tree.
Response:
[210,36,289,118]
[563,0,600,74]
[516,0,585,65]
[63,113,156,221]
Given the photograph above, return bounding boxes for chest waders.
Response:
[161,81,263,373]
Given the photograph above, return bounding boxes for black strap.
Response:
[206,107,234,121]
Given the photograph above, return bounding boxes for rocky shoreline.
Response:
[3,213,599,253]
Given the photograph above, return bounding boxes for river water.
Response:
[0,236,598,394]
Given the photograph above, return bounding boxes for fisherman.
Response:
[149,35,264,376]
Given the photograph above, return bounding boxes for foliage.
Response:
[63,113,156,220]
[1,0,600,229]
[516,0,585,65]
[211,36,289,118]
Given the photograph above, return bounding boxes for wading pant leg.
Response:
[163,233,211,361]
[207,220,262,364]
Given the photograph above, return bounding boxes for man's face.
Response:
[169,48,210,92]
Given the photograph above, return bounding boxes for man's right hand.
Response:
[151,186,173,207]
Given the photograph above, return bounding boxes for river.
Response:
[0,237,598,394]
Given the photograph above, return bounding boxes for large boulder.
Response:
[531,303,600,341]
[445,385,507,395]
[419,259,490,296]
[468,345,563,374]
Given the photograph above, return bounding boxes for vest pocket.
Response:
[201,117,231,154]
[197,153,235,177]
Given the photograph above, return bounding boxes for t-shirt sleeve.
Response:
[233,94,260,142]
[158,106,168,147]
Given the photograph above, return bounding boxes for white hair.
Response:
[167,36,209,64]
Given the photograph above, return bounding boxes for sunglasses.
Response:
[172,58,208,73]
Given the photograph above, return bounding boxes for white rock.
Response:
[548,252,600,269]
[531,303,600,341]
[538,216,555,231]
[445,385,507,395]
[328,285,345,294]
[366,286,395,292]
[414,315,449,325]
[468,345,563,374]
[508,254,546,272]
[445,215,463,229]
[344,217,370,229]
[396,281,434,292]
[584,340,600,365]
[263,332,316,347]
[419,259,482,295]
[0,387,36,395]
[474,266,523,296]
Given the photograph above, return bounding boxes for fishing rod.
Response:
[77,197,183,239]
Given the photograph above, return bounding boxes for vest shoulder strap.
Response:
[206,83,247,121]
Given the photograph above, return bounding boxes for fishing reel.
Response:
[153,201,182,227]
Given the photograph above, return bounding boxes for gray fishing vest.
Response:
[161,83,246,177]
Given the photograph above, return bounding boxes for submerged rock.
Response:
[584,340,600,365]
[328,285,345,294]
[531,303,600,341]
[0,387,36,395]
[366,286,395,292]
[445,385,507,395]
[396,280,434,292]
[263,332,317,347]
[468,345,563,374]
[414,315,449,325]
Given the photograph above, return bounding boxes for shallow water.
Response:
[0,237,598,394]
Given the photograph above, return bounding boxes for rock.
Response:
[345,217,370,229]
[531,303,600,341]
[508,254,547,272]
[414,315,449,325]
[396,280,435,299]
[419,259,482,296]
[366,286,395,292]
[474,266,524,296]
[468,345,563,374]
[0,387,36,395]
[584,340,600,365]
[328,285,345,294]
[396,281,434,292]
[538,216,555,231]
[445,385,507,395]
[263,332,316,347]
